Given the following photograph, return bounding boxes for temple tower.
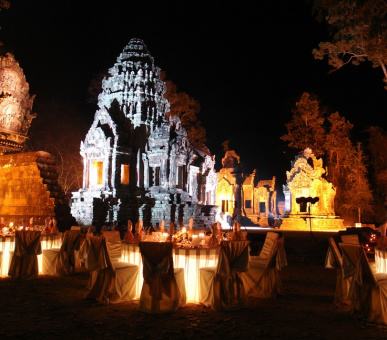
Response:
[71,39,217,229]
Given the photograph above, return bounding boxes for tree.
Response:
[282,93,374,223]
[163,79,206,148]
[313,0,387,89]
[340,143,374,222]
[281,92,326,157]
[324,111,353,185]
[0,1,9,11]
[27,101,86,199]
[0,0,10,46]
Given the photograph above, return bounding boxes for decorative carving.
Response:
[0,53,36,154]
[281,148,344,231]
[71,39,217,229]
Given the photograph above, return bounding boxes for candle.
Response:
[199,233,204,238]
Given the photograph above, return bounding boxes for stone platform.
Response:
[280,215,345,231]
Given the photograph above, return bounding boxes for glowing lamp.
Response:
[9,222,13,228]
[355,223,362,228]
[199,233,204,238]
[19,226,24,230]
[192,235,198,239]
[182,227,186,233]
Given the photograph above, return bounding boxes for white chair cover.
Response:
[341,234,360,244]
[86,236,139,304]
[8,231,42,280]
[242,237,284,299]
[340,243,383,319]
[42,230,81,275]
[231,222,244,241]
[78,235,91,268]
[325,237,351,304]
[339,242,387,324]
[250,231,280,269]
[199,240,250,310]
[101,231,122,262]
[138,241,186,313]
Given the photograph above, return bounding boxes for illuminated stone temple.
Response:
[71,38,218,228]
[0,53,72,227]
[280,148,344,231]
[216,150,278,228]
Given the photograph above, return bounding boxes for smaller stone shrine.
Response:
[281,148,344,231]
[216,150,278,228]
[0,52,74,229]
[0,53,36,154]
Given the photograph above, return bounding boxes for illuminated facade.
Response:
[0,53,36,154]
[216,150,277,228]
[71,39,217,228]
[281,148,344,230]
[0,53,74,228]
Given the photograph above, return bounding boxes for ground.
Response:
[0,230,387,339]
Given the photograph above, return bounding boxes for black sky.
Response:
[1,0,387,191]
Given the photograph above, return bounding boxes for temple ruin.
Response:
[0,52,72,228]
[280,148,344,231]
[216,150,278,228]
[70,38,218,229]
[0,53,35,154]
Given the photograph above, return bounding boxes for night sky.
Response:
[1,1,387,193]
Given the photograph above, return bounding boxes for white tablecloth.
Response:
[0,234,63,276]
[375,247,387,273]
[121,243,220,303]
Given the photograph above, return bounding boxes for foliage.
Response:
[280,92,326,157]
[324,111,353,185]
[282,92,375,222]
[313,0,387,89]
[26,101,85,199]
[0,0,9,11]
[163,79,206,148]
[366,126,387,221]
[339,143,374,222]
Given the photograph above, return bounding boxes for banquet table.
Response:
[375,247,387,274]
[121,243,220,303]
[0,233,63,276]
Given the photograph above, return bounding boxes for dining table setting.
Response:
[117,225,223,303]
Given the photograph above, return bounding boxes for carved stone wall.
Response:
[216,150,277,228]
[281,148,344,231]
[0,151,75,228]
[0,53,36,154]
[71,39,217,229]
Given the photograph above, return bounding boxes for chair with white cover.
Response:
[138,241,186,313]
[341,234,360,244]
[250,231,280,269]
[242,237,285,299]
[325,237,351,304]
[8,231,42,280]
[339,242,387,324]
[101,230,122,262]
[199,240,250,310]
[86,236,139,304]
[42,230,81,275]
